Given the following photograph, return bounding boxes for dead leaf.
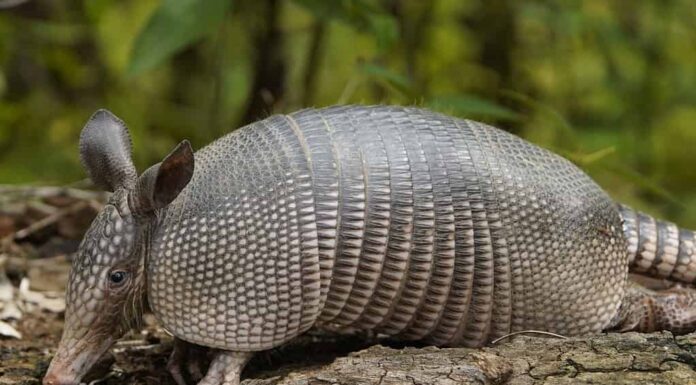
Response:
[27,254,71,292]
[0,319,21,339]
[0,278,12,302]
[0,301,22,320]
[18,278,65,313]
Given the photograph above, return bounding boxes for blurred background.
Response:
[0,0,695,225]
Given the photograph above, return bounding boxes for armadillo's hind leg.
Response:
[197,350,254,385]
[607,284,696,335]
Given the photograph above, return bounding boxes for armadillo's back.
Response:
[148,105,628,351]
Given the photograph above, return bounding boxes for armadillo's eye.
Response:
[109,271,128,286]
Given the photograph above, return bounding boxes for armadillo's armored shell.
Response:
[148,106,628,352]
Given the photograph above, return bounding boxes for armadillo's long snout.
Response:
[43,335,114,385]
[42,372,78,385]
[43,358,81,385]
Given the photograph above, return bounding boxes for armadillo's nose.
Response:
[42,371,78,385]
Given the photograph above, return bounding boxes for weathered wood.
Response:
[2,326,695,384]
[239,332,696,385]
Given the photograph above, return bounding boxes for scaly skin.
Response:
[44,106,696,385]
[608,284,696,334]
[151,106,626,350]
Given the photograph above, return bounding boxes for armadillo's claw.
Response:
[197,350,253,385]
[187,356,205,382]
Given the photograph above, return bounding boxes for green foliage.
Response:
[0,0,695,227]
[293,0,398,51]
[359,63,414,98]
[128,0,232,75]
[428,95,521,122]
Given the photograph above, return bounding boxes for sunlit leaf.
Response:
[127,0,231,75]
[575,146,616,165]
[428,95,521,121]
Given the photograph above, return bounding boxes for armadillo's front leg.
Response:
[608,284,696,334]
[167,338,188,385]
[167,338,207,385]
[197,350,254,385]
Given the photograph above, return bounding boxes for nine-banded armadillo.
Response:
[43,105,696,385]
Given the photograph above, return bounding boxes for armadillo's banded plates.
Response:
[332,111,392,326]
[283,112,339,313]
[376,110,436,335]
[468,121,513,343]
[313,109,368,322]
[449,119,497,347]
[269,116,322,336]
[292,106,625,345]
[425,116,476,346]
[398,114,456,340]
[352,113,414,330]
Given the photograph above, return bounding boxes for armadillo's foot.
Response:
[168,338,208,385]
[188,354,205,381]
[608,285,696,335]
[197,350,254,385]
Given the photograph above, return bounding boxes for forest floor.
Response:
[1,186,695,385]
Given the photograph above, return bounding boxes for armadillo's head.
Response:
[43,110,194,385]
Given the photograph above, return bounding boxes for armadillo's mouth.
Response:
[43,336,114,385]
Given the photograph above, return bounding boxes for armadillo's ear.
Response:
[131,140,194,214]
[79,109,137,191]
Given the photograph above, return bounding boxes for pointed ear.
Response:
[79,109,137,191]
[132,140,194,213]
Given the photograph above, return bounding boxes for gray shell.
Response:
[147,105,627,351]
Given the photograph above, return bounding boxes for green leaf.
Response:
[428,95,522,121]
[293,0,398,51]
[127,0,231,75]
[501,90,576,138]
[573,146,616,165]
[292,0,335,19]
[360,63,414,97]
[603,162,683,207]
[367,13,398,51]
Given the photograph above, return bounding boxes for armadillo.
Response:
[43,105,696,385]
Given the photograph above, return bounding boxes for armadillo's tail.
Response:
[619,204,696,284]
